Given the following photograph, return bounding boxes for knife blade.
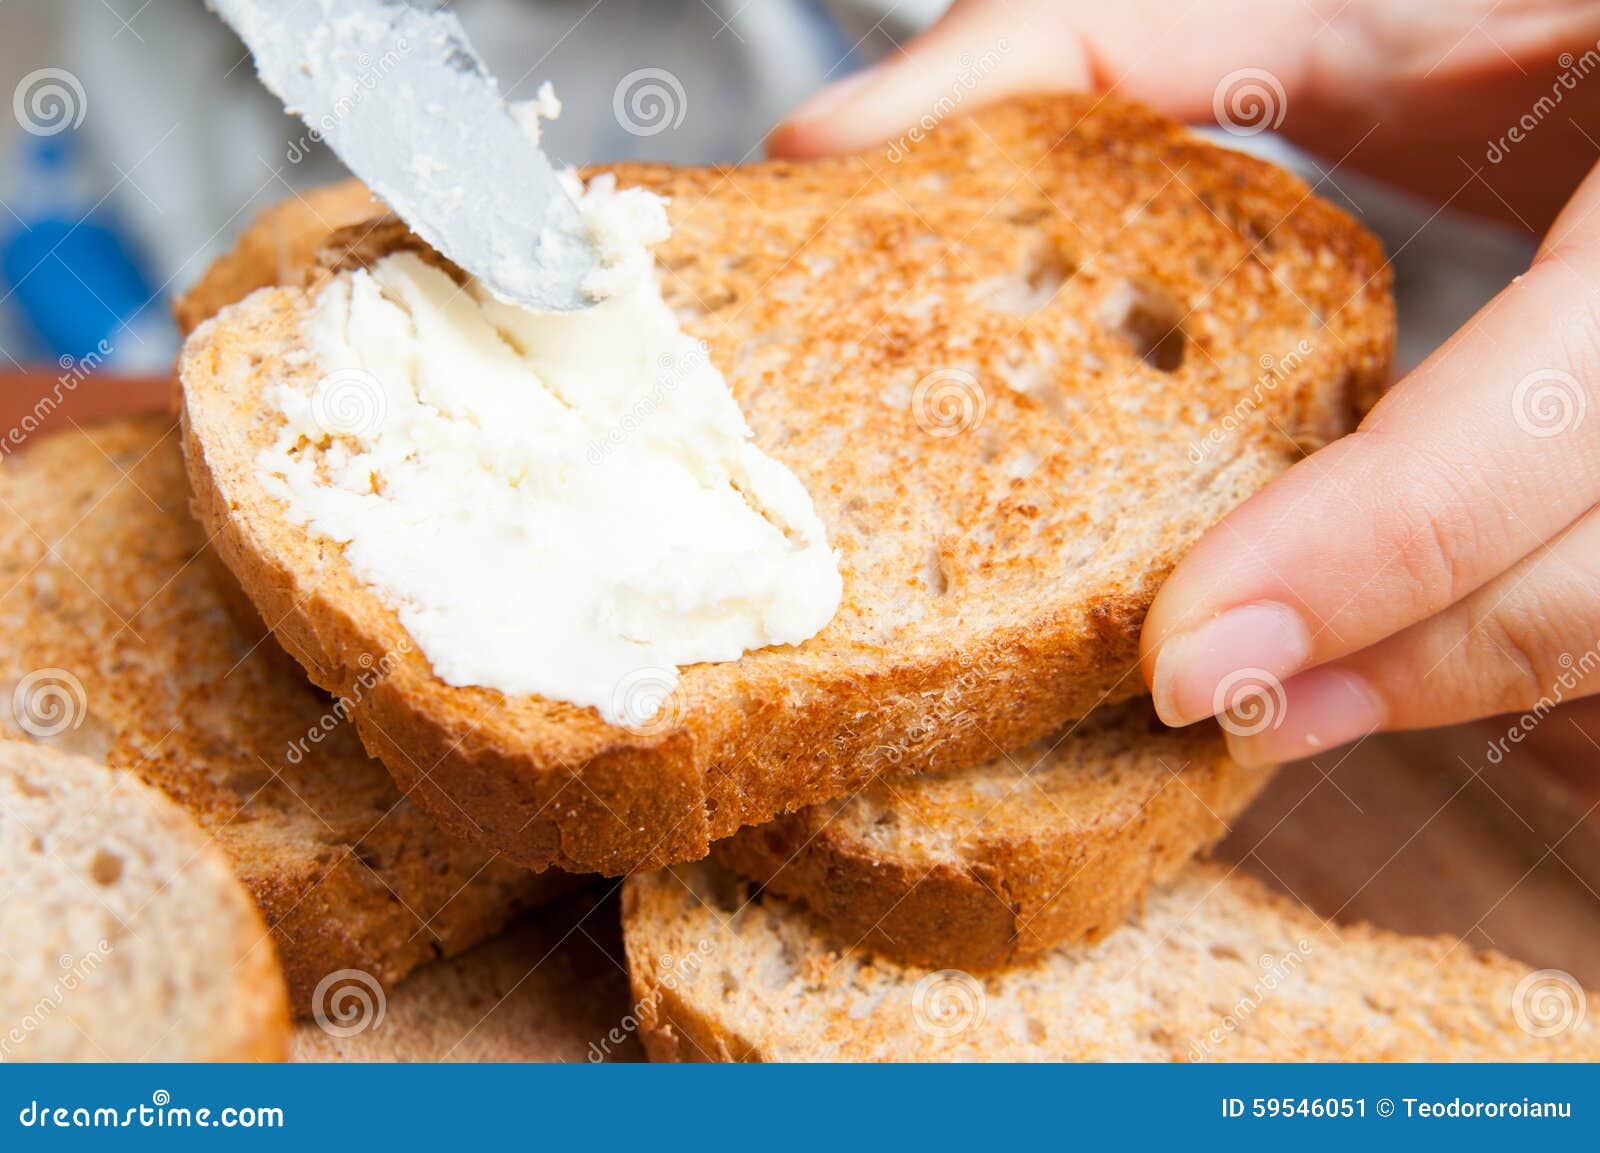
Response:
[211,0,597,312]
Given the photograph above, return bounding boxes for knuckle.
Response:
[1459,554,1600,714]
[1365,438,1486,613]
[1462,600,1552,715]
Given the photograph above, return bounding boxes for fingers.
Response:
[1223,502,1600,766]
[768,0,1089,160]
[768,0,1333,160]
[1143,162,1600,729]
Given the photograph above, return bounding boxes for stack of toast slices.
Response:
[4,95,1596,1061]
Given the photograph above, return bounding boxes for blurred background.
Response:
[0,0,939,373]
[0,0,1537,377]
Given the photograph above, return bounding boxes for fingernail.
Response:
[784,65,883,125]
[1151,602,1312,727]
[1222,666,1386,767]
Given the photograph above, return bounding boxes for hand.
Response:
[1144,162,1600,765]
[770,0,1600,232]
[772,0,1600,765]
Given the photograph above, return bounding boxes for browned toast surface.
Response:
[0,417,565,1011]
[0,739,290,1061]
[179,95,1394,874]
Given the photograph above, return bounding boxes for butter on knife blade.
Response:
[210,0,598,312]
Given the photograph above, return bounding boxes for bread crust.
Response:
[172,182,383,338]
[0,741,291,1061]
[0,418,569,1014]
[623,860,1600,1062]
[179,94,1395,874]
[712,705,1270,970]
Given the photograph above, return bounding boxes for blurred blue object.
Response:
[0,132,173,370]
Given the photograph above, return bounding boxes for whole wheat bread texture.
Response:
[715,700,1270,970]
[0,740,289,1061]
[624,860,1600,1061]
[178,95,1394,874]
[0,418,567,1012]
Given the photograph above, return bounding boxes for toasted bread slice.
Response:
[290,888,641,1062]
[714,700,1269,970]
[172,181,384,338]
[0,740,289,1061]
[624,860,1600,1061]
[0,418,567,1012]
[179,95,1393,874]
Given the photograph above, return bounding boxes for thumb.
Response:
[768,0,1090,160]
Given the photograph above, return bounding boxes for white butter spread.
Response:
[507,81,562,150]
[257,175,842,727]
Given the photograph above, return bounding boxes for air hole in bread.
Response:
[1235,213,1282,254]
[702,869,745,915]
[1098,279,1186,372]
[979,240,1076,315]
[1207,943,1244,963]
[1197,191,1282,255]
[663,279,736,322]
[922,543,949,596]
[89,848,124,886]
[1026,1017,1047,1043]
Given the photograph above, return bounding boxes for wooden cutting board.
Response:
[5,374,1596,1060]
